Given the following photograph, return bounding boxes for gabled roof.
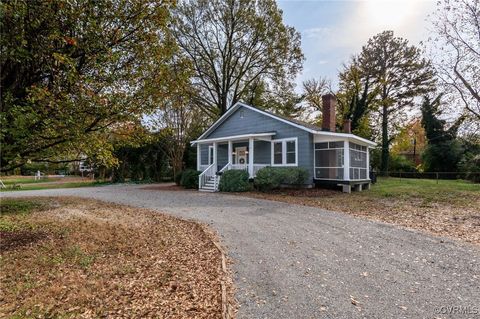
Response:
[195,102,377,146]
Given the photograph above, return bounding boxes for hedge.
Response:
[254,167,308,191]
[180,169,201,189]
[219,169,251,192]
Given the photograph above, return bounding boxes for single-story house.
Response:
[191,94,376,192]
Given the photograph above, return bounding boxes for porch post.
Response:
[248,138,254,177]
[197,143,201,171]
[213,142,218,172]
[228,140,233,164]
[366,147,370,180]
[344,140,350,180]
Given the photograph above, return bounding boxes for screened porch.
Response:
[314,140,369,181]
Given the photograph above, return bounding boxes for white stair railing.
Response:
[215,162,232,190]
[199,163,216,189]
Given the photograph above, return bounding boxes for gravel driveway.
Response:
[2,184,479,319]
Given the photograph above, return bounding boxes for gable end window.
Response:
[271,138,298,166]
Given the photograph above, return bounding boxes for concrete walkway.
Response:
[2,184,479,319]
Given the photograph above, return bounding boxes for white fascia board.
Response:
[313,131,377,147]
[191,132,276,145]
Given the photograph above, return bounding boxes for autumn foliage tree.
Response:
[0,0,176,172]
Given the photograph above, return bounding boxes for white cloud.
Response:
[303,27,332,40]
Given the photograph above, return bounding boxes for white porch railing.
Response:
[199,162,270,191]
[199,163,216,190]
[231,164,248,171]
[219,162,232,173]
[227,163,268,177]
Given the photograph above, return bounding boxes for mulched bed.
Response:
[0,197,236,319]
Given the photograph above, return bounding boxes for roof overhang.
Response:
[191,132,276,145]
[313,131,377,147]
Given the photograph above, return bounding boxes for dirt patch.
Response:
[0,197,236,318]
[0,230,48,251]
[239,189,480,245]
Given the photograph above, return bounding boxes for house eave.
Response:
[313,131,377,147]
[191,132,276,145]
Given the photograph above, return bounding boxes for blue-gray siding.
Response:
[200,144,210,165]
[217,143,228,170]
[205,106,315,182]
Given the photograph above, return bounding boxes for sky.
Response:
[277,0,437,89]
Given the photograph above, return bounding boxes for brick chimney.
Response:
[343,119,352,133]
[322,94,336,132]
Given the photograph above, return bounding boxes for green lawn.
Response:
[1,177,54,185]
[0,181,109,192]
[368,177,479,204]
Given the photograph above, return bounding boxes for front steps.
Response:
[199,176,217,192]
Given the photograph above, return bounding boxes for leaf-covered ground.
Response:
[0,197,235,319]
[240,178,480,245]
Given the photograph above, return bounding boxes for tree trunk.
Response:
[380,104,389,174]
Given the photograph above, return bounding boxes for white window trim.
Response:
[271,137,298,167]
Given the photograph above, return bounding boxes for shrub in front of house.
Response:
[279,167,309,185]
[254,167,283,191]
[180,169,201,189]
[219,169,251,192]
[174,171,183,185]
[254,167,308,191]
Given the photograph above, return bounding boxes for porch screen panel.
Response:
[349,143,367,180]
[314,142,344,179]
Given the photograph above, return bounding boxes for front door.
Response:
[235,146,247,165]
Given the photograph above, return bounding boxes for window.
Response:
[286,141,296,164]
[314,141,344,180]
[271,138,297,166]
[273,142,283,164]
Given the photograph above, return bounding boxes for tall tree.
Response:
[148,58,206,177]
[0,0,175,172]
[429,0,480,121]
[241,78,304,117]
[336,59,377,138]
[172,0,304,117]
[302,77,330,123]
[358,31,435,173]
[421,94,465,171]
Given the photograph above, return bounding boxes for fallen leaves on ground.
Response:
[0,197,236,318]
